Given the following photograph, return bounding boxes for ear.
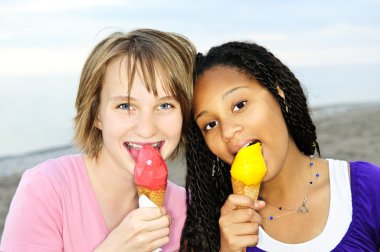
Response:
[276,84,289,112]
[94,114,102,130]
[276,84,286,100]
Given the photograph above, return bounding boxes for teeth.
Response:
[243,140,259,148]
[243,142,252,148]
[151,142,160,148]
[126,142,161,150]
[127,143,142,150]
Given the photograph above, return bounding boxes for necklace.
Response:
[259,155,320,221]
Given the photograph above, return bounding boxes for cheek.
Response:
[204,134,234,165]
[101,114,133,138]
[160,112,183,138]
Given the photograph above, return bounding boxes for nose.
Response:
[221,120,242,142]
[134,111,158,139]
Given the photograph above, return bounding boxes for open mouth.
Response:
[124,141,163,161]
[234,140,261,156]
[244,140,260,148]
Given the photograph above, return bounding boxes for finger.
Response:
[226,222,260,236]
[222,234,258,251]
[221,207,256,223]
[249,211,263,226]
[143,214,171,231]
[254,200,266,211]
[147,235,170,251]
[241,234,259,248]
[147,226,170,241]
[134,207,166,221]
[221,194,255,214]
[133,227,169,251]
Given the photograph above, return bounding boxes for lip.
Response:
[124,141,164,161]
[232,139,260,155]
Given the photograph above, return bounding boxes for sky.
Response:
[0,0,380,156]
[1,0,380,75]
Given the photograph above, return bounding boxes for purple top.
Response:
[248,161,380,252]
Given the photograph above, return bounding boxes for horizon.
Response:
[1,0,379,157]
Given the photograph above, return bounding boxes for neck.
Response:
[86,150,137,195]
[84,151,139,230]
[260,146,311,205]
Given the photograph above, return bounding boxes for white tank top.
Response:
[257,159,352,252]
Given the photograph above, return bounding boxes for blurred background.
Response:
[0,0,379,157]
[1,0,380,237]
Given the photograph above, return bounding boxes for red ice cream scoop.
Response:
[134,145,168,191]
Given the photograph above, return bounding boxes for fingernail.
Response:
[253,201,259,209]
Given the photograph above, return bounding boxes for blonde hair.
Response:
[74,29,196,158]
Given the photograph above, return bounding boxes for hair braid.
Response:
[180,116,232,251]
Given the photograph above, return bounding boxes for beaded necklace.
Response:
[259,156,320,221]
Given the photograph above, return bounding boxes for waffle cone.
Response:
[231,177,260,201]
[137,186,166,207]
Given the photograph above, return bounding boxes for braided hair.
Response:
[180,42,320,251]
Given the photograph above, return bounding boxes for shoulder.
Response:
[350,162,380,226]
[349,161,380,198]
[165,181,186,206]
[165,181,186,216]
[16,154,85,201]
[339,161,380,249]
[1,155,84,250]
[22,154,84,185]
[350,161,380,187]
[162,181,186,251]
[166,180,185,196]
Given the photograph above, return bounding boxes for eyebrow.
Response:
[194,86,249,121]
[109,95,177,102]
[109,96,134,102]
[157,95,177,101]
[222,86,249,99]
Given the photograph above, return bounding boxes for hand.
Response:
[94,207,171,252]
[219,194,265,252]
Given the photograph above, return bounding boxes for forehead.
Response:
[194,66,255,100]
[103,56,171,96]
[196,65,254,88]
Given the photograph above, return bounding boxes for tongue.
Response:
[129,147,140,161]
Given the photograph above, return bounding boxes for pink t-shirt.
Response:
[0,154,186,252]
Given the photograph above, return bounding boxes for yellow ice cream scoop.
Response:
[230,141,267,200]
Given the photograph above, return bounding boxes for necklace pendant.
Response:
[297,198,309,213]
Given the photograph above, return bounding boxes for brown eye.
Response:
[205,121,218,131]
[233,100,247,112]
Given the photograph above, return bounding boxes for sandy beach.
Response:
[1,102,380,238]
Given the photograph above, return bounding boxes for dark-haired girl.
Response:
[181,41,380,251]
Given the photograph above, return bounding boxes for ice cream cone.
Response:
[231,177,261,200]
[134,145,168,208]
[137,185,166,207]
[230,141,266,201]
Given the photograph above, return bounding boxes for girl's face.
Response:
[194,66,290,180]
[95,56,183,174]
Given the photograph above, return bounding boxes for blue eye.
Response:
[205,121,218,131]
[233,100,247,112]
[159,103,174,110]
[118,103,132,110]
